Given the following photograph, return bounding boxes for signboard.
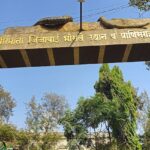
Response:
[0,29,150,50]
[0,29,150,68]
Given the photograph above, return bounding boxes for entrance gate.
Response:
[0,16,150,68]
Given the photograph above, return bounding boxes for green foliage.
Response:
[142,109,150,149]
[40,133,62,150]
[16,130,30,150]
[26,97,42,133]
[137,91,150,133]
[145,62,150,70]
[0,124,17,142]
[0,142,7,150]
[95,64,141,150]
[0,85,16,123]
[129,0,150,11]
[60,64,142,150]
[0,124,31,150]
[26,93,68,134]
[59,109,88,150]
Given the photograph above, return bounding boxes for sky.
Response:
[0,0,150,129]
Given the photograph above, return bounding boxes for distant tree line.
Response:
[0,86,68,150]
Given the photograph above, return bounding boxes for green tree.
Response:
[60,64,142,150]
[129,0,150,11]
[26,93,68,134]
[142,109,150,149]
[16,130,31,150]
[40,133,62,150]
[0,124,17,142]
[0,85,16,123]
[60,109,88,150]
[26,97,42,134]
[94,64,141,150]
[26,93,68,149]
[60,96,115,150]
[137,91,150,133]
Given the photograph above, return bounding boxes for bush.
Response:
[0,124,17,142]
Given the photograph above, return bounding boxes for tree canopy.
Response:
[0,85,16,123]
[0,124,17,142]
[95,64,141,149]
[129,0,150,11]
[26,93,68,134]
[141,108,150,150]
[145,62,150,70]
[60,64,142,150]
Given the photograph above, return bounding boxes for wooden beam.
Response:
[0,55,7,68]
[98,46,106,63]
[122,45,133,62]
[74,47,80,64]
[47,48,55,66]
[20,49,31,67]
